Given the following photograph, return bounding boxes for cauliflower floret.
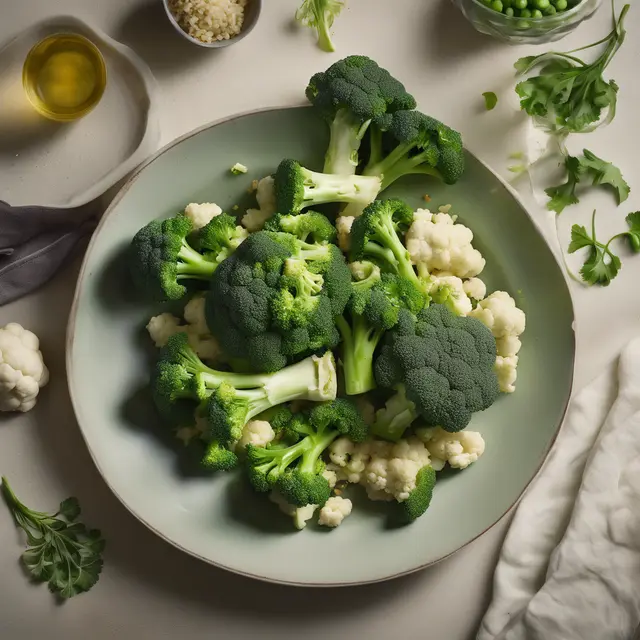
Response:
[495,355,519,393]
[237,420,275,450]
[269,491,317,530]
[328,437,355,467]
[242,176,276,232]
[470,291,526,391]
[430,275,472,316]
[336,215,355,252]
[318,496,353,527]
[406,209,485,278]
[328,438,370,483]
[417,427,485,470]
[184,202,222,229]
[359,437,432,503]
[322,469,338,490]
[463,277,487,301]
[175,416,207,446]
[146,313,184,347]
[0,323,49,412]
[183,295,209,335]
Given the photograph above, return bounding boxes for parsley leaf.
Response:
[482,92,498,111]
[545,149,629,214]
[624,212,640,253]
[2,477,105,599]
[581,149,630,204]
[514,4,630,134]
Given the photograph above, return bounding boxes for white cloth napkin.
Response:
[478,338,640,640]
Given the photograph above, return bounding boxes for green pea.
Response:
[543,5,557,14]
[532,8,543,16]
[520,8,532,16]
[554,0,568,8]
[515,0,527,8]
[534,0,550,8]
[491,0,503,11]
[505,6,515,15]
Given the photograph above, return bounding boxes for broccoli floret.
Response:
[206,231,351,371]
[129,213,247,302]
[274,159,381,217]
[295,0,345,53]
[152,333,338,451]
[264,211,337,244]
[245,399,368,506]
[363,110,465,188]
[306,56,416,175]
[399,465,437,523]
[372,304,499,440]
[337,263,427,396]
[201,441,239,472]
[349,199,423,292]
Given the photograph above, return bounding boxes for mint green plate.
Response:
[67,107,575,586]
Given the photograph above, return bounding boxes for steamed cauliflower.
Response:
[328,437,370,483]
[406,209,485,278]
[336,215,355,252]
[416,427,485,470]
[237,420,275,450]
[318,496,353,527]
[429,274,472,316]
[463,277,486,302]
[146,313,184,348]
[242,176,276,232]
[184,202,222,229]
[470,291,526,393]
[0,323,49,412]
[269,491,318,530]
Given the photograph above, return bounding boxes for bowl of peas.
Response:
[451,0,602,43]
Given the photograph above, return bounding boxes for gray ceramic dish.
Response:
[162,0,262,48]
[67,106,575,586]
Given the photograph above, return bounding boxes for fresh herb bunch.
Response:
[295,0,345,53]
[1,477,105,599]
[514,2,630,135]
[545,148,630,214]
[568,210,640,285]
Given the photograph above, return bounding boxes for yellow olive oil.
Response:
[23,33,106,122]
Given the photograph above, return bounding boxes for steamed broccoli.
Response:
[306,56,416,175]
[264,211,337,244]
[246,399,368,507]
[274,159,381,217]
[206,231,351,372]
[337,261,427,396]
[363,110,465,188]
[129,213,246,301]
[373,304,499,440]
[295,0,345,53]
[349,199,424,292]
[399,465,437,524]
[152,333,338,460]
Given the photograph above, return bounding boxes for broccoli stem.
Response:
[323,109,372,175]
[176,240,216,280]
[369,216,420,285]
[298,429,340,474]
[337,315,382,396]
[372,387,419,442]
[316,14,335,53]
[253,437,312,478]
[378,155,443,191]
[302,170,381,209]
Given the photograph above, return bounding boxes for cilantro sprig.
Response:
[545,149,630,214]
[568,210,640,286]
[514,3,630,135]
[1,477,105,599]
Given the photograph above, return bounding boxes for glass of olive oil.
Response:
[22,33,107,122]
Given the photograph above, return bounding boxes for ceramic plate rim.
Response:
[66,105,576,587]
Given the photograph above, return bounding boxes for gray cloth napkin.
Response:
[0,200,100,306]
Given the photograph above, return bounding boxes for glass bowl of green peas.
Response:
[452,0,602,43]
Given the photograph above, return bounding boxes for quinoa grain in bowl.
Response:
[168,0,248,44]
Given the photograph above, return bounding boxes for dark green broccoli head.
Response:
[206,382,251,445]
[264,211,337,244]
[274,159,306,215]
[309,398,369,442]
[399,465,436,523]
[276,468,332,508]
[201,440,239,472]
[193,212,248,261]
[129,214,217,302]
[375,304,499,433]
[306,55,416,124]
[362,273,427,331]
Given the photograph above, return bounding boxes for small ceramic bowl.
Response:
[162,0,262,48]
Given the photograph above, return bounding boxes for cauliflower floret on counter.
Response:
[463,277,487,302]
[237,420,276,450]
[406,209,485,279]
[184,202,222,229]
[318,496,353,527]
[416,427,485,470]
[269,491,318,530]
[469,291,526,393]
[336,215,355,252]
[242,176,276,232]
[0,323,49,413]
